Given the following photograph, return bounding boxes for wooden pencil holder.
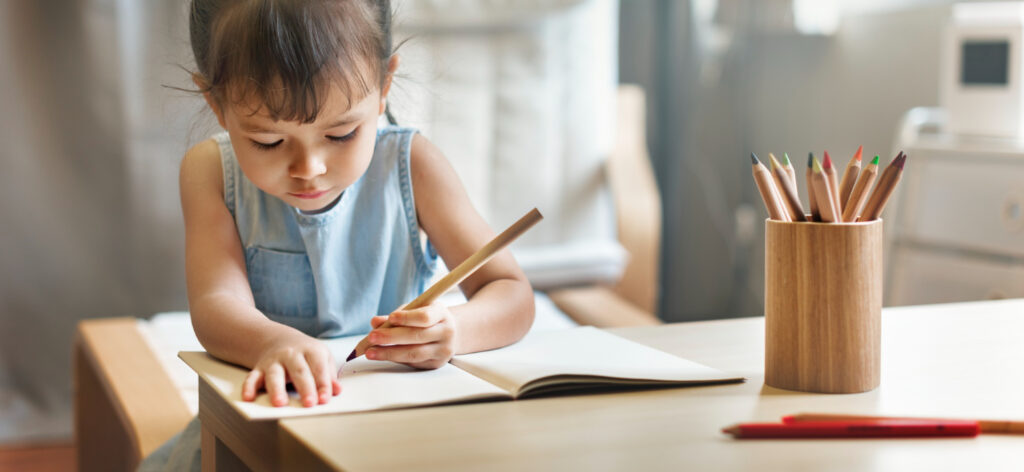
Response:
[764,218,883,394]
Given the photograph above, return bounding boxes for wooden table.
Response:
[198,299,1024,471]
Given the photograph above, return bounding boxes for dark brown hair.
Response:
[190,0,393,123]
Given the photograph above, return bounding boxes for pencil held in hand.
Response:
[346,208,544,362]
[860,152,907,221]
[838,145,863,209]
[751,153,790,221]
[842,155,879,222]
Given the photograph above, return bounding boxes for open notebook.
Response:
[179,326,743,421]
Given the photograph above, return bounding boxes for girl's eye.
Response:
[327,128,358,143]
[250,139,282,151]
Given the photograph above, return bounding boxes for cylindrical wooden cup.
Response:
[764,218,883,393]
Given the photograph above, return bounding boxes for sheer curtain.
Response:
[0,0,196,443]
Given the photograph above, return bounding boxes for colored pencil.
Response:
[841,155,880,222]
[806,153,820,222]
[781,152,798,190]
[811,158,839,223]
[751,154,790,221]
[772,158,808,222]
[723,420,980,439]
[768,153,799,221]
[838,145,863,209]
[822,151,843,220]
[860,152,907,221]
[346,208,544,362]
[783,413,1024,435]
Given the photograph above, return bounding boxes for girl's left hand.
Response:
[365,302,458,369]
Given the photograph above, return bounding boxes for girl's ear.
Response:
[379,55,400,115]
[194,73,227,129]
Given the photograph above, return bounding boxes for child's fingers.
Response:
[242,369,264,402]
[368,323,447,346]
[370,315,388,329]
[304,352,336,405]
[387,304,447,328]
[263,363,289,407]
[366,342,453,367]
[332,378,342,396]
[282,353,319,408]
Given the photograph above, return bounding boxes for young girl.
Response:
[142,0,535,468]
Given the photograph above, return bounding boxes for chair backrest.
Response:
[390,0,626,289]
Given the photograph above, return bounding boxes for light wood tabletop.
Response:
[198,298,1024,471]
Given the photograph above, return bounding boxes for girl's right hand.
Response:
[241,331,342,407]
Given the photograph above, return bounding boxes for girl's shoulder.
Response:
[180,137,225,201]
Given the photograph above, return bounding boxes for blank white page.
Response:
[450,326,742,397]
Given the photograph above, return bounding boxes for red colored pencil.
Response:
[721,420,980,439]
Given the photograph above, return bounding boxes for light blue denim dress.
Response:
[139,125,438,471]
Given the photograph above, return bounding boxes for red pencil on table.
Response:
[721,420,980,439]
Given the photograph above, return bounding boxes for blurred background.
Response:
[2,0,1020,458]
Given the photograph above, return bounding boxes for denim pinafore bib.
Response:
[215,126,439,338]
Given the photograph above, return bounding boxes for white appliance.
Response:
[942,2,1024,137]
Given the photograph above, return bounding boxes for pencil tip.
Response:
[813,157,824,173]
[807,152,814,167]
[871,155,879,165]
[782,153,790,165]
[895,153,907,169]
[750,153,759,164]
[854,145,863,161]
[346,350,357,362]
[823,151,833,168]
[722,426,740,436]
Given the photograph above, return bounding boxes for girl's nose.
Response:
[289,152,327,180]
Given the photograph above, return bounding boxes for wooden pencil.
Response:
[781,152,798,190]
[806,153,820,222]
[773,159,808,222]
[860,152,907,221]
[346,208,544,362]
[751,154,790,221]
[841,154,880,222]
[768,153,798,221]
[811,158,839,223]
[838,145,863,209]
[784,413,1024,435]
[822,151,843,220]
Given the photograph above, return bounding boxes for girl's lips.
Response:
[290,189,330,199]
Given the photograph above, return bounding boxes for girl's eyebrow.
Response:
[323,115,360,129]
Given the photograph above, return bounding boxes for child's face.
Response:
[215,84,385,212]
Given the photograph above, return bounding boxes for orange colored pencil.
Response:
[860,152,907,221]
[841,154,880,222]
[838,145,863,209]
[751,153,789,221]
[822,151,843,220]
[811,158,839,223]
